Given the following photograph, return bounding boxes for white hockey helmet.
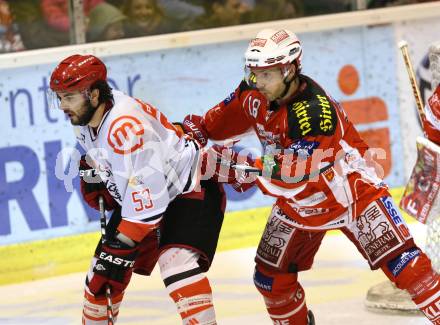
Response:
[244,29,302,70]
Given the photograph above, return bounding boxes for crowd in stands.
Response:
[0,0,437,53]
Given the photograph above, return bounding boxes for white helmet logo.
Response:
[250,38,267,47]
[270,30,289,44]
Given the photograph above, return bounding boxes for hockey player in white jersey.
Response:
[49,54,226,324]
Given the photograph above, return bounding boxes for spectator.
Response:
[0,0,24,52]
[248,0,303,23]
[87,2,126,42]
[41,0,102,33]
[211,0,254,26]
[158,0,205,21]
[121,0,174,37]
[301,0,352,15]
[8,0,69,49]
[185,0,254,30]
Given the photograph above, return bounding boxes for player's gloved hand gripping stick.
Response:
[91,198,138,324]
[211,145,337,184]
[79,155,118,211]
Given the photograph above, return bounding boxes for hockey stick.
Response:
[99,196,115,325]
[399,40,426,124]
[230,160,334,183]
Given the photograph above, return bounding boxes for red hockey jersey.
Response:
[203,75,389,229]
[422,84,440,144]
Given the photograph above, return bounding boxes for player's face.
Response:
[130,0,156,23]
[57,91,95,126]
[251,66,286,101]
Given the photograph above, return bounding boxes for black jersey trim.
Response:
[140,213,163,223]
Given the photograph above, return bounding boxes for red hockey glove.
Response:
[79,155,118,211]
[201,145,257,192]
[88,236,138,298]
[182,114,209,148]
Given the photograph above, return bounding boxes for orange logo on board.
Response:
[107,116,144,154]
[338,64,391,178]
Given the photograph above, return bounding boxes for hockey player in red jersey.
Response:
[400,84,440,223]
[422,84,440,143]
[183,29,440,324]
[49,54,226,325]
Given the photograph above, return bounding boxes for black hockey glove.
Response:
[88,235,138,297]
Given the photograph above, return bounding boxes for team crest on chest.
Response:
[107,115,145,154]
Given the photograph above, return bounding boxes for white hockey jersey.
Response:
[75,90,200,240]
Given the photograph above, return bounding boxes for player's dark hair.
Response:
[90,80,114,106]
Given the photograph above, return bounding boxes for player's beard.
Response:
[71,100,96,126]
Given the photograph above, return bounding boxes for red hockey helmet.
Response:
[50,54,107,92]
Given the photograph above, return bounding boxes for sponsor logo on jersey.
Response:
[380,196,403,224]
[387,247,421,276]
[290,206,329,217]
[323,168,335,182]
[287,139,320,159]
[380,196,411,238]
[421,297,440,322]
[270,29,289,44]
[103,171,123,202]
[107,115,144,154]
[291,101,312,136]
[355,201,403,265]
[316,95,334,132]
[129,175,145,187]
[253,269,274,291]
[250,38,267,47]
[257,209,294,267]
[257,125,281,147]
[223,92,236,105]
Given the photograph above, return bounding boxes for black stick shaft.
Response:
[99,196,115,325]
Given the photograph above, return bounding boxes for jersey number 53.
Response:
[131,189,154,212]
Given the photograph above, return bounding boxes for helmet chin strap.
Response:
[275,63,298,102]
[278,76,293,100]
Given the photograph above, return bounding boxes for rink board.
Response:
[0,188,418,286]
[0,3,438,281]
